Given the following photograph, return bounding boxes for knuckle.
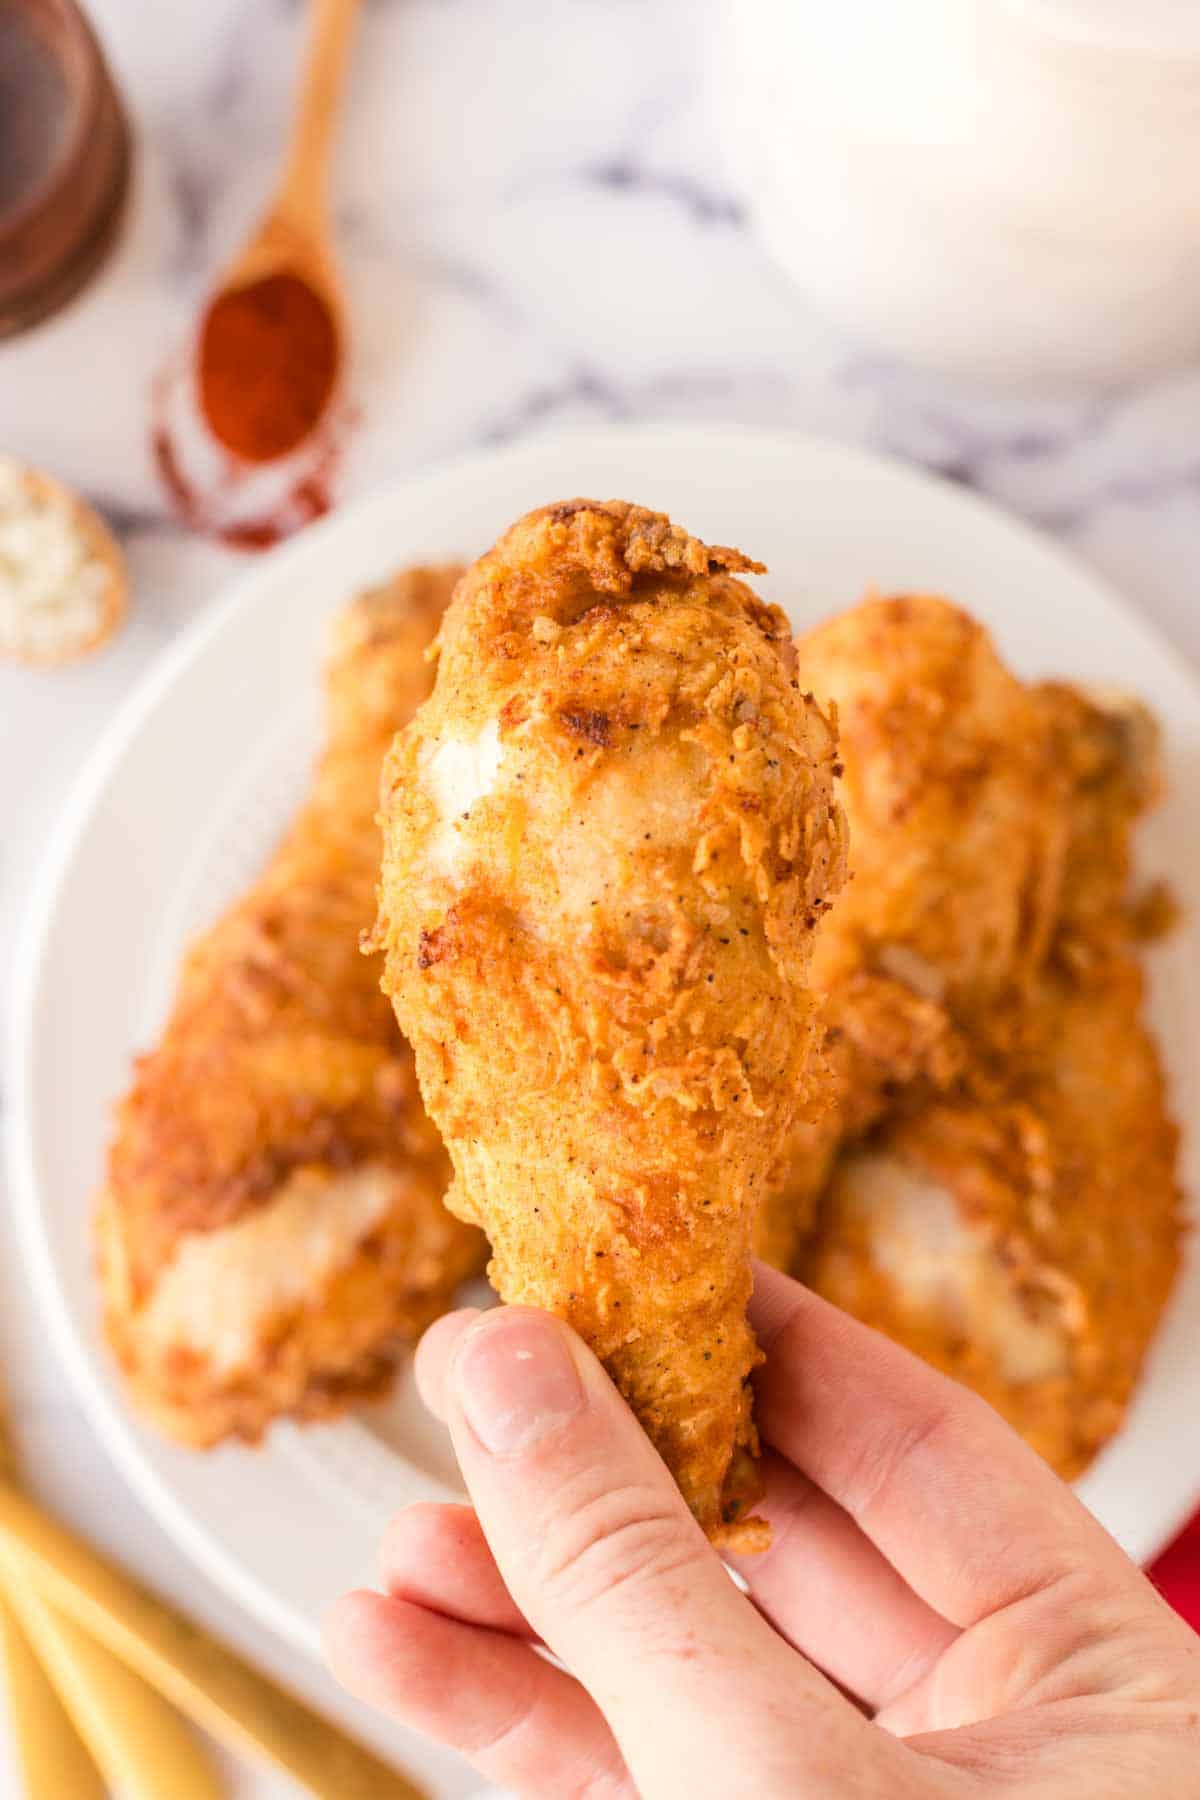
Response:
[944,1567,1114,1715]
[842,1402,957,1527]
[536,1478,702,1618]
[462,1684,541,1762]
[573,1771,637,1800]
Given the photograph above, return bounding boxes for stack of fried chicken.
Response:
[97,567,486,1445]
[772,598,1180,1478]
[97,501,1182,1540]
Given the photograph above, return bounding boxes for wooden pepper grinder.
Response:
[0,0,131,337]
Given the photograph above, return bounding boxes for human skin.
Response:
[326,1264,1200,1799]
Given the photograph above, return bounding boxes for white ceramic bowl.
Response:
[723,1,1200,384]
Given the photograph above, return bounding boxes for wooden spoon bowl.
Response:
[195,0,360,464]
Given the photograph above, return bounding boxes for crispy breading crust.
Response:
[1037,679,1164,960]
[98,566,485,1445]
[779,611,1181,1476]
[800,595,1069,1007]
[803,948,1182,1477]
[375,501,847,1545]
[757,595,1067,1270]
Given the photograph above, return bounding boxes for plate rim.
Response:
[8,418,1200,1662]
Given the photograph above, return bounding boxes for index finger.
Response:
[749,1264,1134,1627]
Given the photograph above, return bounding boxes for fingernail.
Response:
[454,1313,585,1455]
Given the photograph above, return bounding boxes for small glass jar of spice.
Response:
[0,0,131,338]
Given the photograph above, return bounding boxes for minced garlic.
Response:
[0,457,127,664]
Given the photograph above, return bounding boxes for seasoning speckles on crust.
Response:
[374,499,848,1547]
[97,564,485,1446]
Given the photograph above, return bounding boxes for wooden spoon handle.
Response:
[0,1401,218,1796]
[6,1569,223,1800]
[0,1479,426,1799]
[279,0,363,227]
[0,1590,106,1800]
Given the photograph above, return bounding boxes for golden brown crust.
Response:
[803,948,1182,1477]
[758,595,1067,1271]
[376,501,846,1544]
[96,1162,477,1447]
[779,608,1180,1475]
[107,567,459,1275]
[799,595,1069,1008]
[98,565,486,1445]
[1036,679,1164,962]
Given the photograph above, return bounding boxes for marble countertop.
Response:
[3,1,1200,1793]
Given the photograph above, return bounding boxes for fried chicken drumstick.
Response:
[789,634,1181,1476]
[374,501,846,1544]
[802,948,1181,1477]
[758,595,1070,1269]
[99,566,484,1446]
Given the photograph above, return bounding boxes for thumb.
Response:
[430,1306,868,1792]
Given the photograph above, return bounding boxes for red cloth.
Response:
[1150,1511,1200,1630]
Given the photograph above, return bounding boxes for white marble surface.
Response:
[2,1,1200,1794]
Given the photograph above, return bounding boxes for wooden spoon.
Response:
[0,1480,427,1798]
[0,1595,105,1800]
[4,1577,222,1800]
[0,1391,219,1798]
[0,1396,104,1798]
[197,0,361,462]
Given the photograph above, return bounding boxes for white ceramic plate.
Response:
[9,424,1200,1679]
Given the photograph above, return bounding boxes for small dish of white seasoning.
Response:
[0,456,127,664]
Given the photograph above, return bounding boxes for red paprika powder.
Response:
[197,272,339,463]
